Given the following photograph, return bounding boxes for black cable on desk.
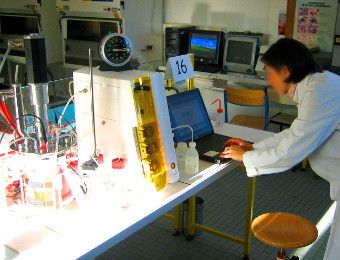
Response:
[47,70,57,99]
[10,114,48,142]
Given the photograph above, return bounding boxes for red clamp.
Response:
[97,153,104,164]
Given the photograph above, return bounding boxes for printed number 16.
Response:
[176,59,188,75]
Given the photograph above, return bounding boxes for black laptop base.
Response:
[195,133,232,164]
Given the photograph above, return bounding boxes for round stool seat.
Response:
[252,212,318,249]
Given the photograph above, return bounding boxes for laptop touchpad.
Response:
[204,151,220,157]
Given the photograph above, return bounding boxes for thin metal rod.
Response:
[193,223,245,244]
[14,65,19,83]
[89,48,97,157]
[244,177,256,256]
[0,45,11,74]
[163,213,175,220]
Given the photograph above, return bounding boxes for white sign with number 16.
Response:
[164,54,194,83]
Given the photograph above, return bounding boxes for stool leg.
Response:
[277,248,286,260]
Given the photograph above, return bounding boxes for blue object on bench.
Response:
[48,103,75,125]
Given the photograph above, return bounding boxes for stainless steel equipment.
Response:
[23,34,49,150]
[11,34,74,154]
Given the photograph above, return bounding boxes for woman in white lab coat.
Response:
[220,38,340,260]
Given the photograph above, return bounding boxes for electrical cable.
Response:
[57,95,74,127]
[68,80,74,97]
[55,89,86,157]
[47,70,57,99]
[10,114,48,142]
[57,86,88,128]
[55,111,76,134]
[54,110,77,156]
[9,136,37,148]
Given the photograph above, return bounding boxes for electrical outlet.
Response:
[141,45,154,52]
[146,45,153,51]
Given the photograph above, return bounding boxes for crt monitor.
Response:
[167,89,214,143]
[188,30,224,66]
[0,15,39,35]
[223,36,259,74]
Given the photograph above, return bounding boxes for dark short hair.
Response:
[261,38,322,84]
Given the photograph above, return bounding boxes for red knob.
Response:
[112,158,126,169]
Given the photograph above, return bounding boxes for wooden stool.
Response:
[252,212,318,260]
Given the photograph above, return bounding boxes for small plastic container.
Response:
[185,142,199,175]
[176,142,188,173]
[1,152,24,207]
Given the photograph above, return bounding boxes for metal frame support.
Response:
[165,176,256,258]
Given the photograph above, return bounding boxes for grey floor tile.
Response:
[97,164,332,260]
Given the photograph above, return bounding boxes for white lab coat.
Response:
[243,71,340,260]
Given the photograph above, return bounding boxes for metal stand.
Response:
[164,176,256,258]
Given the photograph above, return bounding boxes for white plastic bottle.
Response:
[185,142,199,175]
[176,142,188,173]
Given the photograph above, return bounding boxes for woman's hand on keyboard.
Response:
[220,145,246,161]
[223,138,254,151]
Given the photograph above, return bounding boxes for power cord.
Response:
[11,114,48,142]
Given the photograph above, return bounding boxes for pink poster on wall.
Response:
[297,7,320,48]
[294,0,338,52]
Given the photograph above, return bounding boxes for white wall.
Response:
[123,0,288,63]
[41,0,63,64]
[165,0,287,44]
[122,0,164,65]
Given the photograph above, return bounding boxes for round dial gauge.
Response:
[99,33,133,67]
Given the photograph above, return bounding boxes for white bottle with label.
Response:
[176,142,188,173]
[185,142,199,175]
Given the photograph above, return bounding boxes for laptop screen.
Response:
[167,89,214,142]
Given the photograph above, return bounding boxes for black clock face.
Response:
[100,34,133,67]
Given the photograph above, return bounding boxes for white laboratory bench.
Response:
[1,123,273,260]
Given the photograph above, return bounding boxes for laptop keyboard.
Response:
[196,133,230,153]
[195,133,232,163]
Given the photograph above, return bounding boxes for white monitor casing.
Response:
[223,36,258,74]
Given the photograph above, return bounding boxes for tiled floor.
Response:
[98,165,333,260]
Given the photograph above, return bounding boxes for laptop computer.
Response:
[167,88,231,164]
